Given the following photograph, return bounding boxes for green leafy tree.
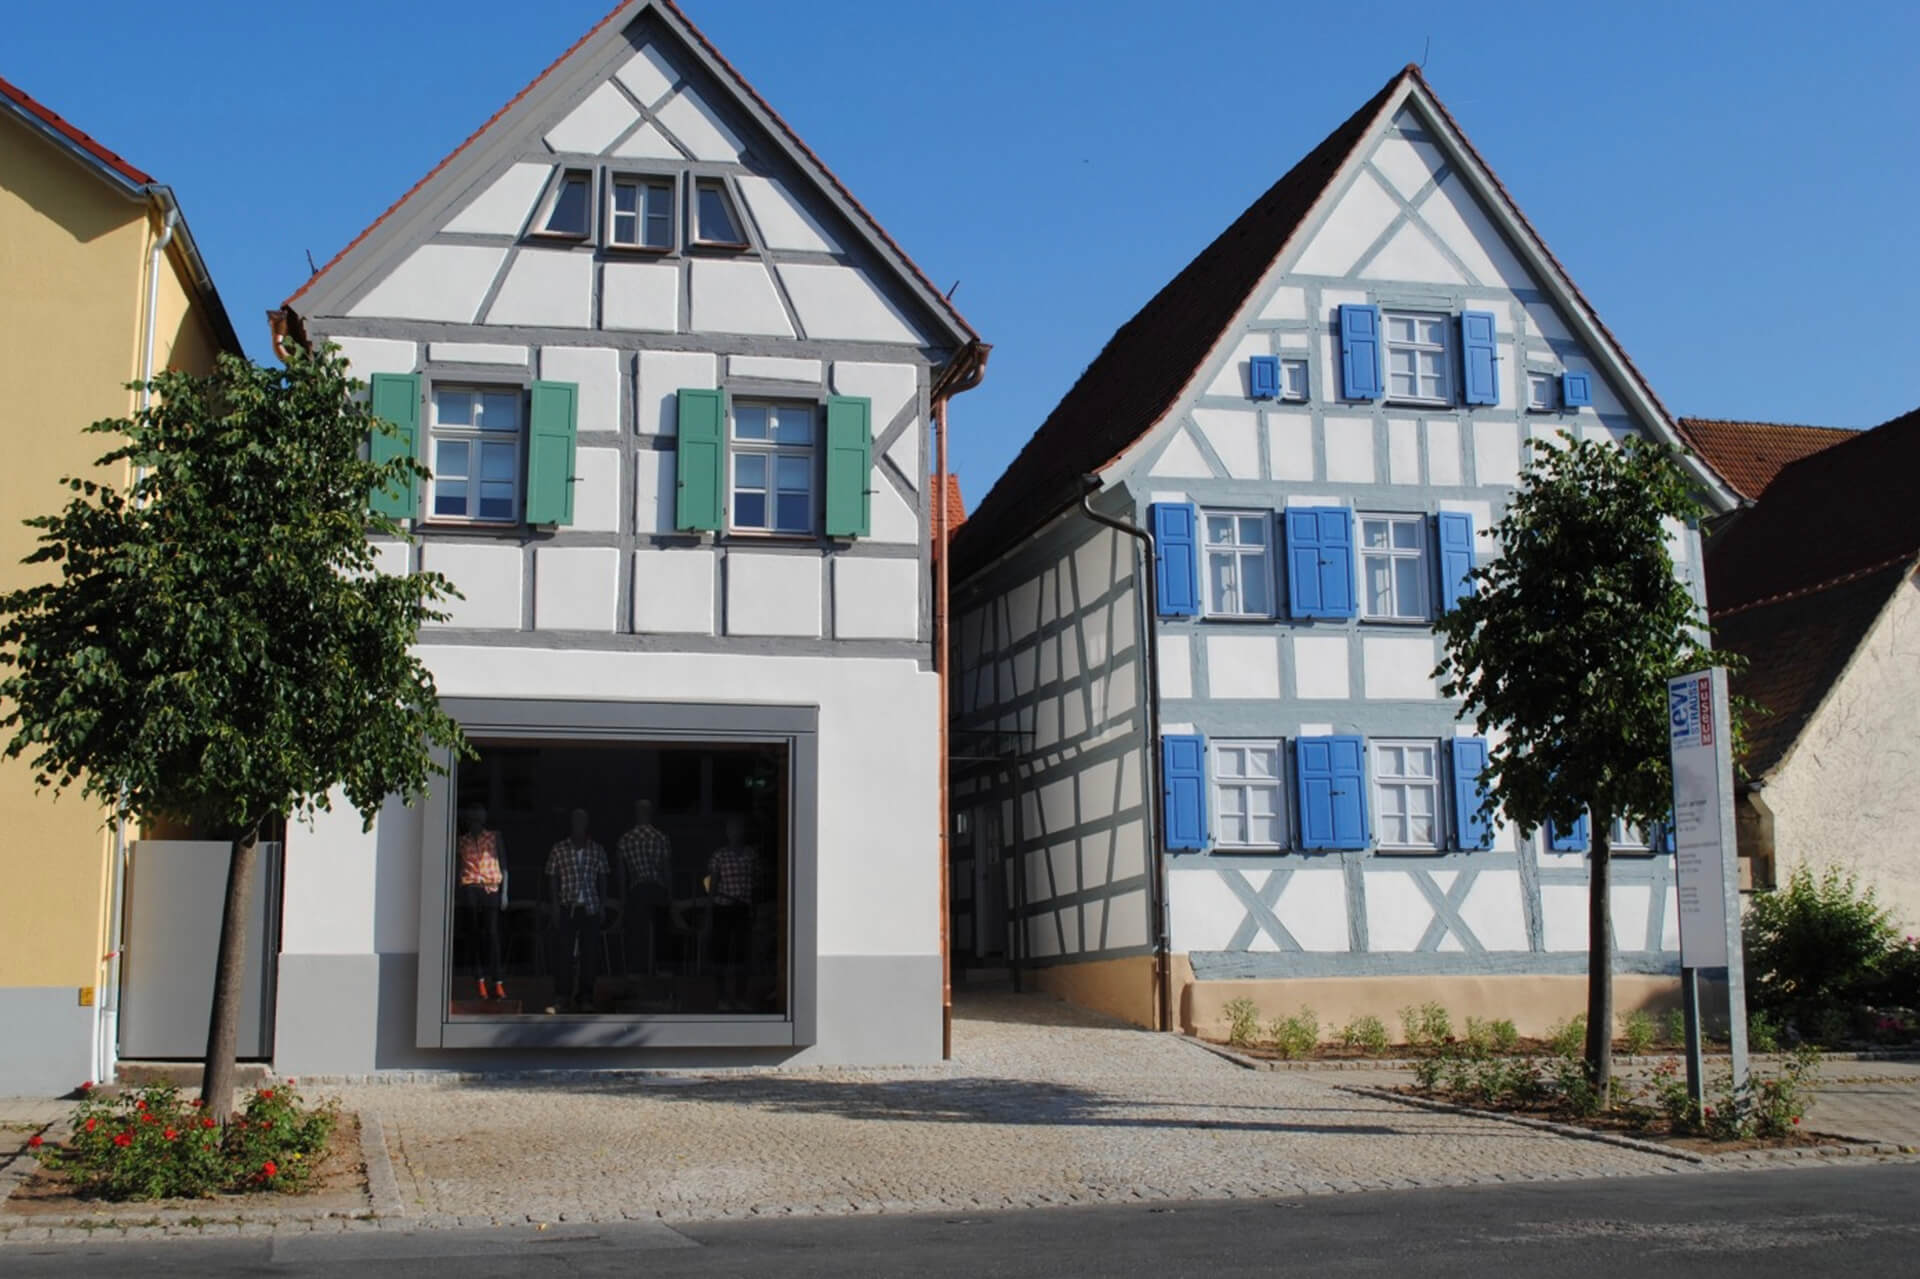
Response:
[1745,865,1895,1018]
[1434,435,1733,1094]
[0,345,465,1122]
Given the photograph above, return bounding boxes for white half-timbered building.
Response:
[948,66,1731,1038]
[273,0,983,1072]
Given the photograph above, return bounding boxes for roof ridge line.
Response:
[1710,550,1918,620]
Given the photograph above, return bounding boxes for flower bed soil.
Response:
[1207,1036,1675,1062]
[3,1113,369,1219]
[1391,1086,1818,1154]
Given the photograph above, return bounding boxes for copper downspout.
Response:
[933,342,988,1060]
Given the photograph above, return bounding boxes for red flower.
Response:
[141,1112,156,1124]
[27,1135,43,1149]
[261,1120,273,1131]
[284,1079,296,1087]
[113,1132,132,1148]
[190,1098,204,1109]
[1704,1107,1715,1117]
[1792,1116,1801,1125]
[201,1117,216,1129]
[135,1099,146,1110]
[261,1160,277,1178]
[258,1089,274,1100]
[84,1118,97,1133]
[164,1128,177,1140]
[78,1081,93,1092]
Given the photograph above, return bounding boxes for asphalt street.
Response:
[5,1162,1917,1277]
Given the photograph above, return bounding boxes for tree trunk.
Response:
[199,825,261,1124]
[1585,805,1614,1099]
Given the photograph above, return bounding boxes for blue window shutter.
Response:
[1450,737,1492,850]
[1435,510,1476,611]
[1162,734,1208,851]
[1286,507,1356,619]
[1298,735,1368,850]
[1460,311,1499,405]
[1248,354,1280,400]
[1561,371,1593,408]
[1151,503,1200,617]
[1338,304,1382,400]
[1548,813,1590,852]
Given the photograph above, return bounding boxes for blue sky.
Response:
[11,1,1916,502]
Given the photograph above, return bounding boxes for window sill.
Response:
[1384,397,1454,410]
[1373,845,1446,856]
[724,529,824,544]
[1200,612,1277,623]
[605,242,674,256]
[526,231,591,244]
[1358,615,1433,627]
[1211,845,1291,855]
[421,518,522,532]
[689,240,751,252]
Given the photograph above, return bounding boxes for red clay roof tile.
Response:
[1676,417,1857,502]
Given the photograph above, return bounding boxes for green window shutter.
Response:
[524,380,579,525]
[675,387,726,532]
[824,395,872,538]
[367,373,421,520]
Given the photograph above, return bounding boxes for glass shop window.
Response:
[446,739,789,1019]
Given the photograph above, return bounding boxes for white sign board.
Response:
[1668,669,1735,969]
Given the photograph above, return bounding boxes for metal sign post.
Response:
[1668,667,1749,1111]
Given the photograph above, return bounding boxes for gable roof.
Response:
[280,0,976,354]
[1705,404,1920,779]
[0,73,242,356]
[952,65,1731,579]
[1675,417,1857,502]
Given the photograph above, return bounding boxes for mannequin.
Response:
[455,804,506,1000]
[545,807,609,1009]
[617,798,672,974]
[704,814,758,1010]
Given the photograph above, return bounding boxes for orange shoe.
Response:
[476,979,488,999]
[494,982,507,1000]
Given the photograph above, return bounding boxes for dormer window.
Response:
[609,174,674,250]
[692,178,748,248]
[537,169,593,239]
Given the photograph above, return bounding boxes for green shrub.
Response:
[1269,1008,1320,1060]
[1400,1002,1453,1049]
[1338,1014,1390,1055]
[1745,865,1895,1014]
[1223,998,1261,1048]
[1546,1014,1586,1060]
[39,1083,335,1201]
[1747,1010,1782,1054]
[1619,1010,1657,1056]
[1661,1007,1686,1048]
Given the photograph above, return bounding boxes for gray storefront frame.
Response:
[415,696,819,1050]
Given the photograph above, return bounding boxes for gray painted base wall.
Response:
[0,987,92,1097]
[274,951,941,1075]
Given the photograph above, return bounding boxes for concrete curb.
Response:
[358,1111,405,1220]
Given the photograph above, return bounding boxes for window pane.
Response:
[480,442,517,481]
[1362,519,1390,549]
[697,182,741,243]
[1236,516,1267,546]
[1366,558,1395,615]
[1250,813,1280,846]
[434,481,468,518]
[1247,748,1277,779]
[775,455,811,491]
[1380,746,1404,776]
[435,439,470,477]
[435,391,472,427]
[1389,316,1415,342]
[1248,785,1277,817]
[612,210,638,242]
[1393,557,1423,616]
[1208,552,1237,613]
[477,483,514,522]
[1240,554,1270,615]
[733,453,766,489]
[1391,520,1420,549]
[774,492,810,532]
[1282,360,1308,397]
[1418,318,1444,344]
[613,181,639,214]
[481,393,519,430]
[1207,515,1234,544]
[772,407,813,445]
[734,406,768,441]
[734,491,767,528]
[546,172,591,235]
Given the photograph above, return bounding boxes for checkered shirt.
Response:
[545,837,609,911]
[706,846,757,906]
[618,824,673,888]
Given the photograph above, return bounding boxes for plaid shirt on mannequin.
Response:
[707,846,757,905]
[545,837,609,911]
[617,825,672,888]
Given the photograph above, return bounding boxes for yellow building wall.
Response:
[0,110,227,999]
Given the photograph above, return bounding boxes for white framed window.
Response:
[1359,514,1429,621]
[692,178,748,248]
[1280,358,1310,402]
[429,386,522,523]
[730,401,816,534]
[1372,740,1442,850]
[1213,741,1286,849]
[1202,510,1273,617]
[609,174,674,250]
[1611,817,1653,851]
[536,168,593,239]
[1384,311,1451,403]
[1527,371,1558,411]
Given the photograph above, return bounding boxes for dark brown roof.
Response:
[1676,417,1857,501]
[1706,403,1920,616]
[1715,562,1908,778]
[948,68,1411,578]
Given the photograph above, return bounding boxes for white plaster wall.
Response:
[867,482,920,546]
[1765,575,1920,929]
[349,245,505,322]
[1292,635,1349,699]
[421,543,522,629]
[1540,884,1589,952]
[545,82,639,155]
[603,261,681,333]
[1324,415,1376,484]
[1387,417,1420,485]
[726,553,822,637]
[632,548,715,635]
[833,557,919,640]
[428,342,527,366]
[1456,871,1528,951]
[443,163,548,236]
[1193,409,1261,479]
[1291,169,1399,277]
[1267,412,1314,481]
[1168,868,1243,951]
[638,351,718,435]
[370,542,411,577]
[1202,334,1270,399]
[654,87,742,162]
[539,346,623,432]
[778,264,922,345]
[689,259,795,338]
[1277,870,1351,952]
[1205,634,1281,700]
[1371,134,1446,202]
[485,250,593,328]
[1472,420,1521,486]
[1418,173,1536,291]
[1257,285,1307,321]
[1363,871,1433,952]
[734,355,824,383]
[611,122,682,160]
[1158,633,1193,699]
[533,546,620,631]
[736,175,839,254]
[1610,883,1652,952]
[333,337,416,378]
[633,447,676,532]
[1149,427,1213,479]
[615,44,676,108]
[1361,635,1437,699]
[569,446,622,534]
[1426,419,1462,486]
